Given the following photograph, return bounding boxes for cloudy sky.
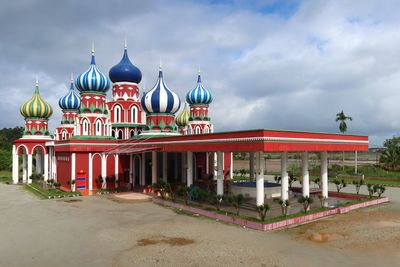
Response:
[1,0,399,146]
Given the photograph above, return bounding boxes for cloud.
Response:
[1,0,400,146]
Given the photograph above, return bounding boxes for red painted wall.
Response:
[56,153,71,187]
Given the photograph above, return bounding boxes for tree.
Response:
[367,184,376,198]
[176,186,190,205]
[278,199,290,216]
[380,136,400,170]
[209,194,223,211]
[256,204,270,222]
[298,196,313,213]
[288,174,297,189]
[374,184,386,197]
[336,111,352,171]
[227,194,244,216]
[352,179,364,195]
[0,127,24,171]
[333,179,347,192]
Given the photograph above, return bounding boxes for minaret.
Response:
[140,64,181,135]
[107,40,146,139]
[75,43,112,138]
[20,78,53,137]
[186,70,213,134]
[56,75,81,140]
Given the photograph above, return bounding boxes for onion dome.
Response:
[20,80,53,119]
[186,71,213,105]
[109,43,142,84]
[59,75,81,110]
[75,46,110,93]
[141,66,181,114]
[176,104,189,127]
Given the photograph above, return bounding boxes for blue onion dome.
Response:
[20,80,53,119]
[59,76,81,110]
[176,104,189,127]
[141,66,181,114]
[75,47,110,93]
[186,72,213,105]
[109,44,142,84]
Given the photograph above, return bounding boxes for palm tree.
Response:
[336,111,353,171]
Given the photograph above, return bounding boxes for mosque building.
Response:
[11,44,369,206]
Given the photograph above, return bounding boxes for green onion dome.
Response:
[175,104,189,127]
[20,81,53,119]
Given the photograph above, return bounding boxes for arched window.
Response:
[204,126,209,134]
[114,105,122,123]
[117,130,123,140]
[130,130,135,138]
[131,106,138,123]
[188,127,192,135]
[112,130,116,138]
[195,126,201,134]
[137,130,141,135]
[95,120,102,136]
[61,131,67,140]
[82,119,89,135]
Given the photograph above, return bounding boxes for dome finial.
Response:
[70,73,74,90]
[197,66,201,83]
[35,75,39,86]
[91,41,95,65]
[124,36,127,50]
[159,56,163,78]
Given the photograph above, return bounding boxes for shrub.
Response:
[374,184,386,197]
[67,180,71,186]
[313,177,321,188]
[317,194,326,208]
[288,174,297,189]
[278,199,290,216]
[209,194,223,211]
[298,196,313,213]
[54,182,61,188]
[333,179,347,192]
[176,186,190,205]
[352,179,364,195]
[367,184,376,198]
[256,204,270,221]
[274,176,281,184]
[152,179,168,199]
[71,179,76,185]
[226,194,244,216]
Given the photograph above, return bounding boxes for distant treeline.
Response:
[0,127,23,170]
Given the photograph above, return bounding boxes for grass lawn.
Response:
[0,170,12,184]
[25,183,80,199]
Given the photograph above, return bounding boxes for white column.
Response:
[187,151,193,186]
[151,151,157,184]
[321,151,328,200]
[249,152,255,181]
[88,153,93,190]
[115,154,119,187]
[129,154,133,186]
[217,151,224,195]
[12,145,18,184]
[35,154,42,174]
[229,152,233,179]
[256,151,265,206]
[213,152,217,180]
[205,152,209,175]
[281,151,289,201]
[301,151,309,197]
[52,152,57,180]
[27,154,33,184]
[43,154,49,181]
[162,152,168,182]
[22,154,27,182]
[101,154,107,189]
[71,153,76,192]
[141,153,146,186]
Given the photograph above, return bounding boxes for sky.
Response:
[1,0,400,146]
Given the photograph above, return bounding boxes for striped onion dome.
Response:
[59,76,81,110]
[186,72,212,105]
[141,67,181,114]
[20,80,53,119]
[175,104,189,127]
[75,48,110,93]
[109,45,142,84]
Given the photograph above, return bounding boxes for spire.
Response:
[70,73,74,90]
[124,36,127,50]
[34,76,39,94]
[90,41,96,65]
[159,56,163,78]
[197,67,201,83]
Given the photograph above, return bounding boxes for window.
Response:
[95,120,102,136]
[82,119,89,135]
[61,131,67,140]
[117,130,123,140]
[114,105,121,123]
[195,126,201,134]
[131,106,138,123]
[130,130,135,138]
[204,126,209,134]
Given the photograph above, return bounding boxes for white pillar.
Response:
[141,153,146,186]
[27,154,33,184]
[181,152,187,183]
[88,153,93,191]
[249,152,255,181]
[71,153,76,192]
[22,154,27,182]
[301,151,309,197]
[281,151,289,201]
[101,154,107,189]
[213,152,217,180]
[162,152,168,182]
[217,151,224,195]
[229,152,233,179]
[129,154,133,186]
[256,151,265,206]
[12,145,18,184]
[52,152,57,180]
[115,154,119,187]
[43,154,49,181]
[35,154,42,174]
[151,151,157,184]
[187,151,193,186]
[321,151,328,200]
[205,152,209,175]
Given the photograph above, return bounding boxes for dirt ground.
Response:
[1,183,399,267]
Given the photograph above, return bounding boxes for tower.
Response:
[186,71,213,134]
[176,103,190,135]
[56,75,81,140]
[141,65,181,134]
[107,43,146,139]
[75,45,112,138]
